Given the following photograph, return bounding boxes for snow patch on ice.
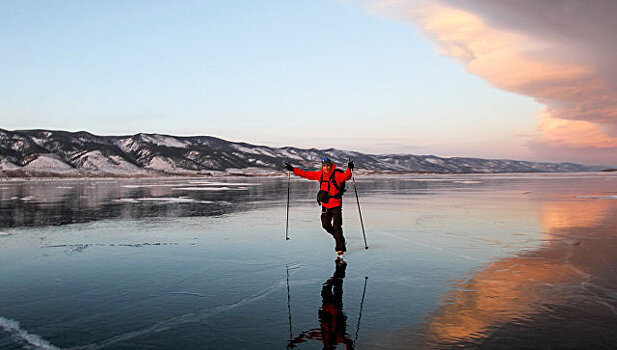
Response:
[408,178,450,182]
[136,197,196,203]
[171,187,248,191]
[112,197,218,204]
[187,181,260,186]
[0,316,60,350]
[112,198,139,203]
[578,195,617,199]
[121,184,193,188]
[0,232,11,237]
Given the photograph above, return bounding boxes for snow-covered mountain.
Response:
[0,129,601,177]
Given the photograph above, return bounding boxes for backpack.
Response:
[317,169,347,204]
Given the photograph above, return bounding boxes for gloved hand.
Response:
[347,160,354,170]
[285,162,294,171]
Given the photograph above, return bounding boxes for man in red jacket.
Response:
[285,157,354,261]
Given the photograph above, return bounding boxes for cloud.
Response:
[538,109,617,148]
[354,0,617,164]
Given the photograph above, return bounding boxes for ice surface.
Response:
[120,184,194,188]
[112,197,194,203]
[1,173,617,349]
[112,197,214,204]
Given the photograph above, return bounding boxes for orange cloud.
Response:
[356,1,617,154]
[538,110,617,148]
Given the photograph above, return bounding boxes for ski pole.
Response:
[350,165,368,249]
[286,265,293,347]
[286,170,291,241]
[354,276,369,345]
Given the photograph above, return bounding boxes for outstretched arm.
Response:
[293,167,321,180]
[285,162,321,181]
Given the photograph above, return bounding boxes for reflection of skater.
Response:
[285,158,353,260]
[287,261,354,349]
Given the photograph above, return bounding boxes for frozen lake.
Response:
[1,173,617,349]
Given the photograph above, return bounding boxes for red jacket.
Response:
[293,163,352,208]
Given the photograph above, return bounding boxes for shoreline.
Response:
[1,170,614,182]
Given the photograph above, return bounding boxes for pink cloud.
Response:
[356,0,617,164]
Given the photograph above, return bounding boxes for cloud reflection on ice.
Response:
[370,195,617,349]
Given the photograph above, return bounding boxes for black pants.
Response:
[321,206,346,252]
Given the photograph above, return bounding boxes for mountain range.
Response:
[0,129,603,177]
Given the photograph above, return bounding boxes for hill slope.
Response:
[0,129,600,177]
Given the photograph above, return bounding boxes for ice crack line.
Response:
[0,316,61,350]
[70,267,302,350]
[379,231,480,262]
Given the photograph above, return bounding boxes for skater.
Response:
[285,157,354,261]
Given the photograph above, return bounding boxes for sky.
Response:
[1,0,615,165]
